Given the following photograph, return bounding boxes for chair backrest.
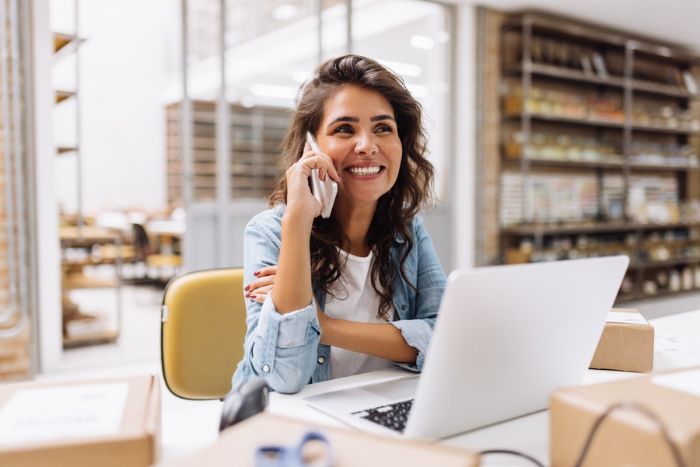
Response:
[131,223,153,258]
[161,268,247,400]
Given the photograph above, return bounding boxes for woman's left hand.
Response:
[245,265,277,303]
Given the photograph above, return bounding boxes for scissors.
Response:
[255,430,333,467]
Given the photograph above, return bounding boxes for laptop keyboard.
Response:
[351,399,414,433]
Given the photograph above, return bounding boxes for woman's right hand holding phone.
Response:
[274,143,340,313]
[284,143,341,226]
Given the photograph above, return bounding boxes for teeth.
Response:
[348,166,380,175]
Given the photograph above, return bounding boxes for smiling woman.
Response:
[231,55,446,394]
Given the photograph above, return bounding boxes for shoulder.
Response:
[411,214,427,233]
[247,204,285,228]
[390,215,428,257]
[246,204,286,242]
[398,215,427,243]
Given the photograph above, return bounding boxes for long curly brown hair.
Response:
[269,55,434,319]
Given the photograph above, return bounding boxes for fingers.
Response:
[253,265,278,277]
[246,285,272,303]
[245,265,277,300]
[246,275,274,295]
[299,147,342,184]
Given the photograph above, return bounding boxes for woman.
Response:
[232,54,446,394]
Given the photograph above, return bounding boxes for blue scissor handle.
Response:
[255,430,332,467]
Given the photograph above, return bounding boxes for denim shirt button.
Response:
[262,364,271,373]
[317,356,326,364]
[401,304,407,311]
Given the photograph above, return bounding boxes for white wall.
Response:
[452,4,476,270]
[52,0,176,215]
[33,0,63,372]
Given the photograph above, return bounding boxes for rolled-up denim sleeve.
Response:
[390,216,445,372]
[232,216,321,394]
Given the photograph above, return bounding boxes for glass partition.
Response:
[0,0,35,380]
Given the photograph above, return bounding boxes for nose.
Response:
[354,132,378,157]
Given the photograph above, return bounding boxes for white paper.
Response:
[0,383,129,444]
[606,311,648,325]
[652,368,700,398]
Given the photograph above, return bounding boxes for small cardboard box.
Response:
[590,308,654,372]
[550,366,700,466]
[158,412,478,467]
[0,374,160,467]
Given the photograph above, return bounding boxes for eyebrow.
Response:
[326,114,395,129]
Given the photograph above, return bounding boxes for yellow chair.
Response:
[160,268,247,400]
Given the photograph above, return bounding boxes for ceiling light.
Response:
[377,59,422,78]
[435,31,450,44]
[272,3,299,22]
[407,84,428,98]
[410,35,434,50]
[292,70,310,83]
[249,83,298,100]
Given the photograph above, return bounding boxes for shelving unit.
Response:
[52,11,124,347]
[483,11,700,302]
[165,100,289,206]
[60,226,123,348]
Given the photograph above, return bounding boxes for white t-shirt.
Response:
[324,250,395,379]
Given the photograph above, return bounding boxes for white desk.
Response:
[161,310,700,465]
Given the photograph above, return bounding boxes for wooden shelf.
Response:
[629,163,700,172]
[56,145,78,155]
[632,123,700,135]
[509,112,625,129]
[502,222,700,237]
[506,63,625,88]
[63,328,118,349]
[503,157,700,172]
[506,64,695,98]
[55,90,75,104]
[52,32,84,60]
[53,32,75,53]
[506,111,700,135]
[503,157,625,170]
[631,80,695,98]
[62,274,119,290]
[502,14,628,48]
[638,257,700,269]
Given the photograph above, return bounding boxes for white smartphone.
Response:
[306,131,338,218]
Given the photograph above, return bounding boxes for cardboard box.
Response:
[550,366,700,466]
[590,308,654,372]
[158,413,478,467]
[0,375,160,467]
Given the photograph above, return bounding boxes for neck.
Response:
[334,200,377,257]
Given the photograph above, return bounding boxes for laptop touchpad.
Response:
[305,376,419,414]
[358,376,418,400]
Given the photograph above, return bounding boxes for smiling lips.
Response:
[346,165,384,176]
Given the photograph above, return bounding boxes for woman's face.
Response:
[316,85,402,210]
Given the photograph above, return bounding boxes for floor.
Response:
[38,284,222,462]
[55,285,162,374]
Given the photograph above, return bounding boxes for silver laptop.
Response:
[305,255,629,439]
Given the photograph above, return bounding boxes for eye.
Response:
[374,124,393,134]
[333,124,354,135]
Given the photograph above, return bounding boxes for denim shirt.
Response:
[231,204,446,394]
